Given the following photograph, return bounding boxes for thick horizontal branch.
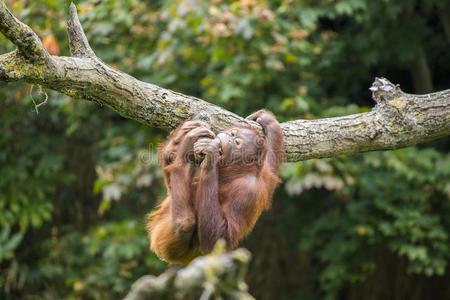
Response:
[123,246,253,300]
[0,3,449,162]
[284,80,450,160]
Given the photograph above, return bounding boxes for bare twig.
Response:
[67,3,97,58]
[29,85,48,114]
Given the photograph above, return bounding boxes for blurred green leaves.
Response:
[34,220,165,299]
[283,148,450,297]
[0,227,23,262]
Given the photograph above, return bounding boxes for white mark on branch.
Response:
[199,285,214,300]
[30,85,48,114]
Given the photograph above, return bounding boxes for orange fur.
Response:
[146,113,284,265]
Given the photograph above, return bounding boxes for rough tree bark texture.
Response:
[123,244,253,300]
[0,2,449,162]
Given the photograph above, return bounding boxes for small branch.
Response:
[123,246,254,300]
[0,0,48,63]
[67,3,96,58]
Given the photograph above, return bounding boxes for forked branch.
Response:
[0,2,449,162]
[67,3,96,58]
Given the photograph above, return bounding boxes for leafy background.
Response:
[0,0,449,299]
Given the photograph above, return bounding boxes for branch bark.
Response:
[123,245,254,300]
[0,2,449,162]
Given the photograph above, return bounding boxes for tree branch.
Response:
[0,0,48,62]
[67,2,96,58]
[0,3,449,162]
[123,246,254,300]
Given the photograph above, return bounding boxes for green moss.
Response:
[2,53,45,80]
[61,88,78,98]
[388,96,407,110]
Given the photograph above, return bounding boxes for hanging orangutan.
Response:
[146,110,284,264]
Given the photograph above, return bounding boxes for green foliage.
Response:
[0,227,23,262]
[0,89,67,251]
[282,148,450,297]
[30,220,165,299]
